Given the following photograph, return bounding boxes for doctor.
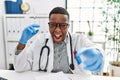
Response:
[14,7,104,74]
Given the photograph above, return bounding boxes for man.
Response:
[14,7,104,74]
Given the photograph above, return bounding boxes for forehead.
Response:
[49,14,69,22]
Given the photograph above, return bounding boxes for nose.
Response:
[54,24,61,31]
[53,25,62,33]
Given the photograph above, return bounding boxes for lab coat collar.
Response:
[66,32,72,68]
[44,33,54,72]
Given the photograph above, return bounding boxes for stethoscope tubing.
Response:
[68,32,74,70]
[39,33,74,71]
[39,39,50,72]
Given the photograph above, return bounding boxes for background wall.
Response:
[0,0,6,69]
[0,0,66,69]
[23,0,66,15]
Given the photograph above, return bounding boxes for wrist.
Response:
[17,43,25,50]
[19,39,27,45]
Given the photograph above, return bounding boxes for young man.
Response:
[14,7,104,74]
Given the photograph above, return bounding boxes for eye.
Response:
[60,24,66,27]
[48,22,56,27]
[50,23,56,26]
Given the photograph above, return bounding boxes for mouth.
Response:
[53,34,63,43]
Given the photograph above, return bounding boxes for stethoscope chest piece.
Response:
[70,64,74,70]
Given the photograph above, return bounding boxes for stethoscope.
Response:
[39,32,74,72]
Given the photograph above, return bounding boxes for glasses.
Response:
[48,22,69,30]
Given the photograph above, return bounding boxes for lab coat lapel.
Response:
[66,33,76,73]
[45,33,54,72]
[66,33,82,73]
[66,34,72,68]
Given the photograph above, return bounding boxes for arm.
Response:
[73,33,104,73]
[17,43,25,50]
[14,24,40,72]
[15,24,40,53]
[75,48,104,73]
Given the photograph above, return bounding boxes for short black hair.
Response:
[49,7,69,20]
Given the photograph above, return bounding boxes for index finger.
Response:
[31,24,40,28]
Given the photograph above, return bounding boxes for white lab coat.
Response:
[14,32,103,74]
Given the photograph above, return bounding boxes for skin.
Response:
[49,14,69,44]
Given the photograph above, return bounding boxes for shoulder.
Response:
[30,33,52,45]
[71,32,86,39]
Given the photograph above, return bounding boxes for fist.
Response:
[19,24,40,44]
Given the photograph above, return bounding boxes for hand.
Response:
[19,24,40,44]
[75,48,104,72]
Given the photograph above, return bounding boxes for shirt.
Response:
[52,36,72,73]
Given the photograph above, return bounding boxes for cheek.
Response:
[49,28,54,38]
[62,30,68,38]
[63,28,68,34]
[63,31,67,35]
[49,28,53,34]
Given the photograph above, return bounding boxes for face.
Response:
[49,14,69,44]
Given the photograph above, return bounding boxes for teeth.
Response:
[55,35,60,37]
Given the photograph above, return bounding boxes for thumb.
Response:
[75,55,82,64]
[35,29,39,33]
[33,29,39,34]
[76,49,86,56]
